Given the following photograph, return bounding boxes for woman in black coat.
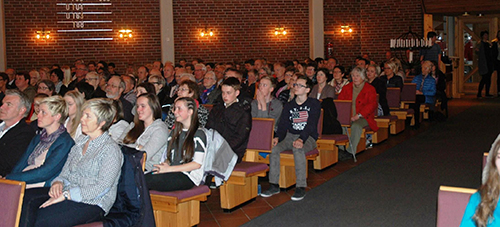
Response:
[367,64,390,116]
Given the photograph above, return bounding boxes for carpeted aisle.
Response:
[243,99,500,227]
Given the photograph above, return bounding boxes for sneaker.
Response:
[291,187,306,201]
[260,184,280,197]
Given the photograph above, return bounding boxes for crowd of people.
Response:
[0,45,454,226]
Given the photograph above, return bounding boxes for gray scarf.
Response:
[27,124,66,165]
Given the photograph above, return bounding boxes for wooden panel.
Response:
[153,200,200,227]
[220,176,259,209]
[423,0,500,15]
[313,147,339,170]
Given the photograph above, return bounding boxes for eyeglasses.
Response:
[85,78,99,81]
[38,86,49,90]
[178,88,190,92]
[293,83,307,88]
[106,84,119,89]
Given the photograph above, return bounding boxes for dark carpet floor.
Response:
[243,99,500,227]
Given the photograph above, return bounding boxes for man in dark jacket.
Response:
[0,89,36,176]
[206,77,252,163]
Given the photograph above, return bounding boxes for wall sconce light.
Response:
[118,29,133,39]
[36,29,51,40]
[340,25,353,33]
[200,27,214,37]
[274,25,287,36]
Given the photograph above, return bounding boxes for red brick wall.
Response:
[172,0,310,64]
[4,0,422,72]
[324,0,422,66]
[4,0,161,72]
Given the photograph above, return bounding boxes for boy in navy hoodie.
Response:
[261,75,320,201]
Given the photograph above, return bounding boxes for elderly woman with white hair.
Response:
[338,67,378,157]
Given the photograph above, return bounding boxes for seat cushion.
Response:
[320,134,349,142]
[233,161,268,175]
[282,148,319,156]
[150,185,210,200]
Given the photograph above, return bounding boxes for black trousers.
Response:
[410,95,426,127]
[478,72,492,96]
[145,172,195,192]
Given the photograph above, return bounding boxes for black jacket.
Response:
[369,77,390,116]
[0,120,35,176]
[206,99,252,163]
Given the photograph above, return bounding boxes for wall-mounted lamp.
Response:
[36,29,51,40]
[200,27,214,37]
[118,29,133,39]
[340,25,353,33]
[274,25,287,36]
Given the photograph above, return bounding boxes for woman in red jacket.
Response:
[338,66,378,155]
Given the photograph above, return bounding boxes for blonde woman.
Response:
[63,91,84,139]
[461,135,500,226]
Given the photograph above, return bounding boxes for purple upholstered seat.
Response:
[233,161,268,175]
[74,222,103,227]
[150,185,210,200]
[247,118,274,151]
[0,179,25,227]
[436,186,475,227]
[386,88,401,109]
[377,115,399,121]
[281,148,319,157]
[401,83,416,102]
[320,134,349,142]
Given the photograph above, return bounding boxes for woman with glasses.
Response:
[49,69,68,96]
[164,80,209,130]
[36,80,56,96]
[380,59,403,90]
[328,66,350,95]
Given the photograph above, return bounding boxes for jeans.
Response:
[269,132,317,188]
[34,200,104,227]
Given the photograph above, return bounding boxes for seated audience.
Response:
[366,64,390,116]
[245,69,257,99]
[63,91,84,140]
[0,72,7,103]
[49,69,68,96]
[0,89,36,176]
[380,59,404,90]
[201,71,221,105]
[28,93,49,131]
[251,76,283,131]
[309,68,335,100]
[145,97,206,192]
[411,61,436,127]
[261,75,320,201]
[328,66,349,95]
[16,71,36,102]
[121,74,137,106]
[29,70,41,87]
[136,82,156,97]
[273,62,288,97]
[148,74,166,97]
[206,77,251,163]
[120,93,169,172]
[6,96,74,189]
[165,80,209,130]
[23,98,123,227]
[305,62,317,84]
[36,80,55,96]
[461,135,500,226]
[106,75,134,122]
[75,81,94,100]
[338,67,379,155]
[108,99,129,142]
[85,72,106,98]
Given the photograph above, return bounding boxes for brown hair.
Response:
[123,93,162,144]
[167,97,199,164]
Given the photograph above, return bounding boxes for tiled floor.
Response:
[197,96,480,227]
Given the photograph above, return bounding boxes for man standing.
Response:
[261,75,320,201]
[106,76,134,122]
[420,31,441,64]
[0,90,35,176]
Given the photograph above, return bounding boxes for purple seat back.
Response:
[401,83,416,102]
[317,109,324,139]
[386,88,401,109]
[0,179,25,227]
[74,222,104,227]
[247,118,274,151]
[334,100,352,127]
[436,186,476,227]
